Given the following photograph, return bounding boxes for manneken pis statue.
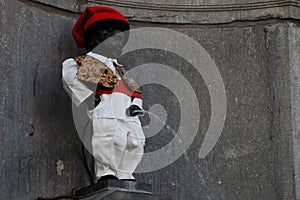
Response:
[62,6,145,182]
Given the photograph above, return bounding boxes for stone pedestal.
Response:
[74,180,169,199]
[86,191,170,200]
[95,191,170,200]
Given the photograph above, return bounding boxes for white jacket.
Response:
[62,52,143,121]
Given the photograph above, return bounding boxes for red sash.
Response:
[96,80,142,99]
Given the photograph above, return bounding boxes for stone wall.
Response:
[1,0,300,200]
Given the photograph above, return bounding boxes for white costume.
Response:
[62,52,145,180]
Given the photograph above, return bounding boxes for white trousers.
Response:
[92,118,145,180]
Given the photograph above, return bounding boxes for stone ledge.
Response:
[88,0,300,11]
[28,0,84,13]
[25,0,300,24]
[87,0,300,24]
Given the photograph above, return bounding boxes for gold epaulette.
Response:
[75,55,118,89]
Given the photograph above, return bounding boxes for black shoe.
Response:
[120,179,136,182]
[97,175,117,182]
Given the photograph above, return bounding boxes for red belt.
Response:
[96,80,142,99]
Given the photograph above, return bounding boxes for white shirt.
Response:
[62,52,143,121]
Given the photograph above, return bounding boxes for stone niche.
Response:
[5,1,299,200]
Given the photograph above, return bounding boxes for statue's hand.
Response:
[126,105,145,117]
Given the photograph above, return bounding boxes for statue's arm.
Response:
[62,58,94,106]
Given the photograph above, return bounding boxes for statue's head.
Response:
[72,6,130,57]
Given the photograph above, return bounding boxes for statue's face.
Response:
[87,27,128,58]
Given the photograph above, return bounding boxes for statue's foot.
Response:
[120,179,137,182]
[97,175,117,182]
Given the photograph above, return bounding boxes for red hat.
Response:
[72,6,129,48]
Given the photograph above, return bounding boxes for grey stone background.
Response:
[0,0,300,200]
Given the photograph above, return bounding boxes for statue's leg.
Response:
[117,121,145,180]
[92,118,127,179]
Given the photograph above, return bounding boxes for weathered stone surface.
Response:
[127,25,276,200]
[28,0,83,13]
[256,22,294,200]
[87,0,300,24]
[26,0,300,24]
[289,23,300,200]
[0,0,88,199]
[101,0,295,5]
[1,0,300,200]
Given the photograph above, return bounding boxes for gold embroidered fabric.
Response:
[75,55,141,94]
[75,55,118,88]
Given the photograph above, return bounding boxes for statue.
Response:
[62,6,145,182]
